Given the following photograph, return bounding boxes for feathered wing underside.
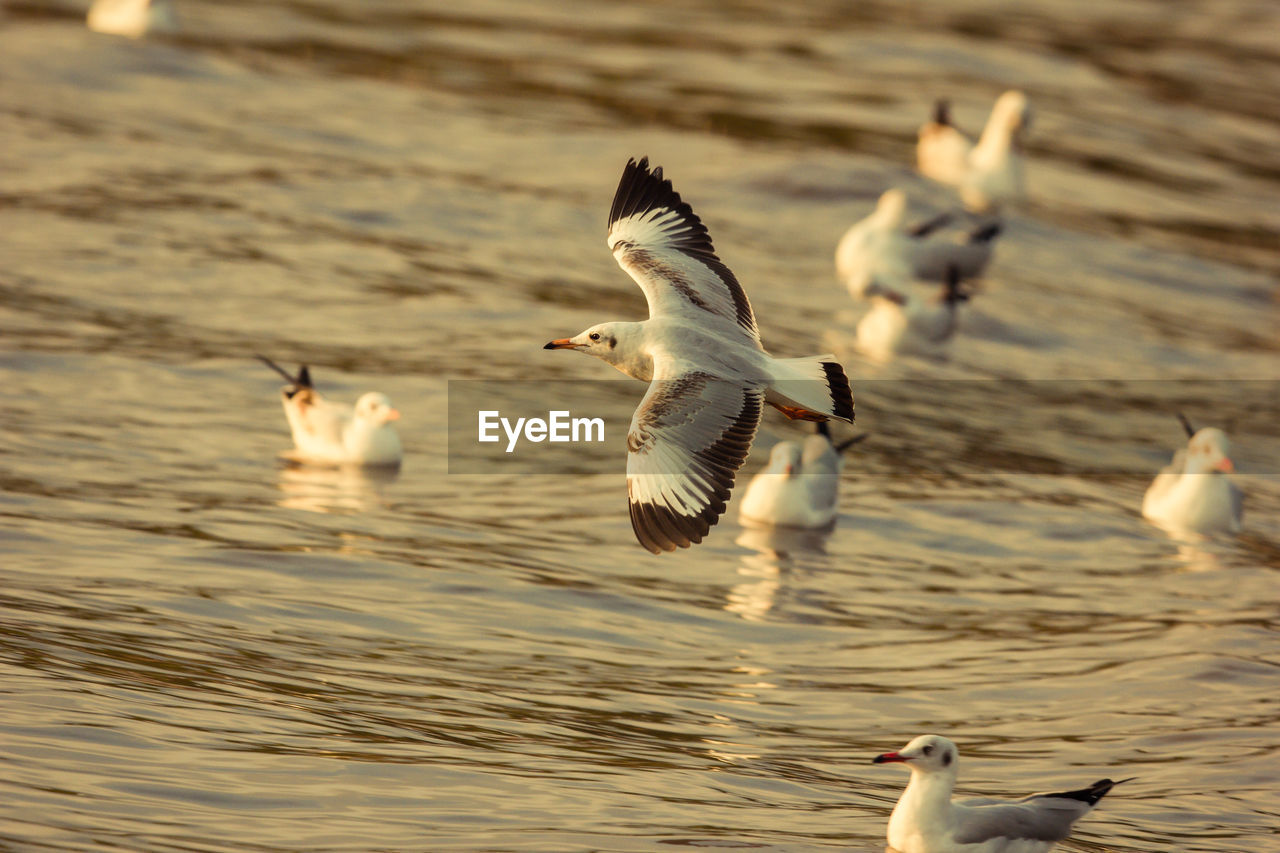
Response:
[626,366,763,553]
[607,157,760,343]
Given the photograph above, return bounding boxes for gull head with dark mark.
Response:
[873,734,1132,853]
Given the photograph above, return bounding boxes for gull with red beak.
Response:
[872,734,1132,853]
[544,157,855,553]
[257,356,402,468]
[1142,413,1242,536]
[737,423,866,529]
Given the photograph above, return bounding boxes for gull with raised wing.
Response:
[738,423,866,529]
[1142,413,1242,536]
[836,188,1001,300]
[917,91,1031,212]
[545,157,855,553]
[257,356,402,468]
[873,734,1133,853]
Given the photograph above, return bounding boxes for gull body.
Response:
[917,91,1031,212]
[836,189,1000,300]
[258,357,402,468]
[545,157,854,553]
[873,735,1131,853]
[855,274,968,363]
[87,0,179,38]
[738,425,863,529]
[1142,420,1242,536]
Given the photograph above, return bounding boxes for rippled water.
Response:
[2,1,1278,851]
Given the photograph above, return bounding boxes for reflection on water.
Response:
[274,461,400,514]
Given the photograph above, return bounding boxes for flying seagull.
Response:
[545,157,855,553]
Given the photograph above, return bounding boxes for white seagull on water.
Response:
[1142,413,1242,536]
[873,734,1133,853]
[835,189,1000,300]
[87,0,179,38]
[258,356,402,468]
[917,92,1031,212]
[545,157,855,554]
[855,270,970,363]
[738,423,866,530]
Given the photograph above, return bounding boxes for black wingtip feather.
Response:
[1176,412,1196,439]
[968,221,1003,243]
[1042,777,1134,807]
[933,98,952,126]
[822,361,856,424]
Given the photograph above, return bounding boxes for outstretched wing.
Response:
[607,157,760,343]
[626,361,763,553]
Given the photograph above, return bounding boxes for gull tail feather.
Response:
[765,355,854,424]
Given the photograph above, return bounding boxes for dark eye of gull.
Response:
[589,332,601,341]
[923,745,934,756]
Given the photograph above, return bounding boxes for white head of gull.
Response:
[544,157,855,553]
[257,356,402,468]
[836,188,1001,300]
[873,734,1132,853]
[1142,413,1242,536]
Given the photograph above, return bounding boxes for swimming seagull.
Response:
[738,423,866,529]
[87,0,179,38]
[257,356,403,467]
[873,734,1133,853]
[544,157,855,553]
[917,91,1031,211]
[1142,413,1242,536]
[835,188,1001,299]
[855,269,969,362]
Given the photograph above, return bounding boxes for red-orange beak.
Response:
[543,338,584,350]
[385,408,401,422]
[1215,457,1234,473]
[872,751,907,765]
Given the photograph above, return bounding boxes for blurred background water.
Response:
[1,1,1278,851]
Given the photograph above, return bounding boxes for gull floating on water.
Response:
[738,423,866,529]
[257,356,402,467]
[855,271,969,363]
[87,0,179,38]
[918,92,1031,212]
[873,734,1133,853]
[1142,413,1242,536]
[836,189,1001,300]
[545,157,855,553]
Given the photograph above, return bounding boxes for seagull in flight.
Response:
[873,734,1133,853]
[545,157,855,553]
